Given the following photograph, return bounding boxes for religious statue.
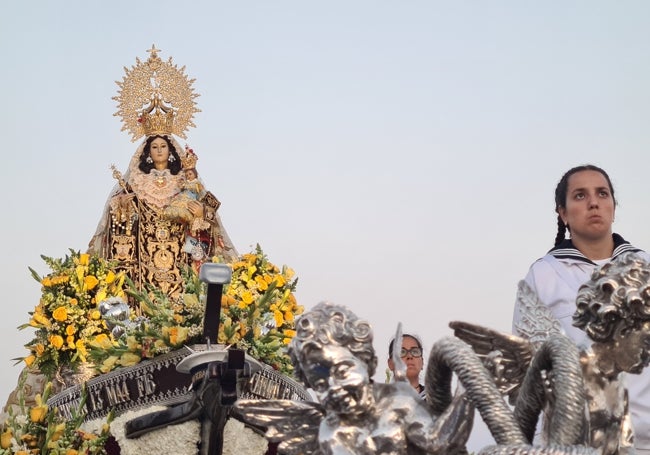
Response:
[452,251,650,454]
[88,45,237,299]
[234,302,538,454]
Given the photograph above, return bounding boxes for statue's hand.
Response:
[187,200,204,218]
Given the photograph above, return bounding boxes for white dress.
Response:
[512,233,650,450]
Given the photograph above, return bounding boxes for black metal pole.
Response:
[199,263,232,346]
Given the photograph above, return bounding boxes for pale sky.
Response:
[2,1,650,450]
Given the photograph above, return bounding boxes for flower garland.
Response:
[22,245,303,378]
[15,244,303,453]
[86,244,303,375]
[220,244,303,373]
[0,372,113,455]
[19,251,126,379]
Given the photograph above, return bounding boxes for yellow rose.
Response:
[100,356,119,374]
[1,429,12,449]
[92,333,113,349]
[254,275,268,291]
[175,326,189,345]
[90,309,101,320]
[274,275,286,287]
[24,354,35,367]
[105,270,116,284]
[50,423,66,442]
[95,289,107,304]
[49,334,64,350]
[79,253,90,265]
[66,449,79,455]
[284,311,294,323]
[29,404,48,423]
[52,306,68,322]
[274,310,284,327]
[66,324,77,336]
[69,298,78,306]
[241,291,254,304]
[126,336,139,350]
[67,335,75,349]
[221,295,236,307]
[84,275,99,291]
[119,352,141,367]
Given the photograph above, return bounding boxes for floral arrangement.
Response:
[19,251,126,378]
[0,372,113,455]
[87,244,303,375]
[22,245,303,378]
[219,244,303,373]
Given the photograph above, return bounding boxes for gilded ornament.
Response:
[113,45,201,141]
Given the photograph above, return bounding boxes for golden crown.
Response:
[181,146,198,169]
[113,45,201,142]
[138,97,175,136]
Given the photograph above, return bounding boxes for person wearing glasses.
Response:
[388,334,425,398]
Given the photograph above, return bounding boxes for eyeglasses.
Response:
[399,347,423,358]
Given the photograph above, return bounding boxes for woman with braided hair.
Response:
[512,164,650,452]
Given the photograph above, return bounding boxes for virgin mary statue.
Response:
[88,45,237,299]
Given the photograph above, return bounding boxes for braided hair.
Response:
[553,164,617,247]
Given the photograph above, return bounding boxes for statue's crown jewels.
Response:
[181,146,198,169]
[139,97,175,137]
[113,45,201,142]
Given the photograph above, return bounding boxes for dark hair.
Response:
[138,135,182,175]
[388,333,423,358]
[553,164,617,247]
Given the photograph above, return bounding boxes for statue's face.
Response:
[150,137,170,166]
[302,343,372,417]
[612,322,650,374]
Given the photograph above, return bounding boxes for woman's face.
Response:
[389,336,423,383]
[558,170,615,244]
[402,336,423,380]
[149,137,170,168]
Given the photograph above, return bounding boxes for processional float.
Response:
[3,46,650,455]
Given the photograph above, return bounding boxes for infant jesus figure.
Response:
[163,147,211,235]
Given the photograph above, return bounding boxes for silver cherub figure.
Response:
[452,252,650,454]
[233,302,476,454]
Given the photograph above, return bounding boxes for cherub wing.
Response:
[513,279,565,350]
[450,280,566,401]
[449,320,534,400]
[231,399,324,455]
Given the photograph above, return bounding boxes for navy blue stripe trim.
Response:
[549,233,642,265]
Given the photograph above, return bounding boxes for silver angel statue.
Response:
[234,302,540,454]
[453,251,650,454]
